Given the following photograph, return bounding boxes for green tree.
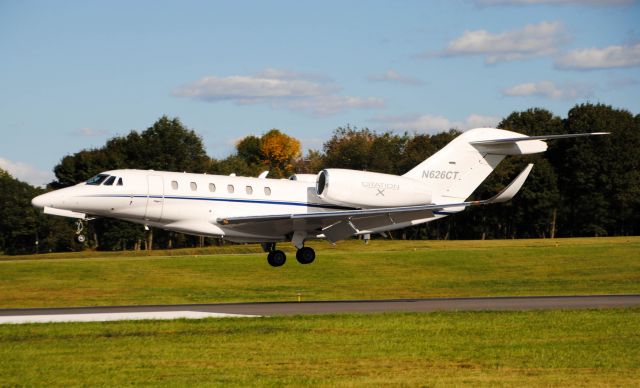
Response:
[134,116,211,173]
[368,132,407,175]
[323,126,375,170]
[210,155,261,177]
[0,169,74,254]
[236,135,263,166]
[293,149,325,174]
[554,103,640,236]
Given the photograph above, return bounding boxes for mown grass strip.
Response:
[0,237,638,308]
[0,309,638,386]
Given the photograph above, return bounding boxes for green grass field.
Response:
[0,237,638,308]
[1,310,638,386]
[1,237,638,386]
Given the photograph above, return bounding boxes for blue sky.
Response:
[1,0,639,185]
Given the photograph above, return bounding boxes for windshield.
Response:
[86,174,109,185]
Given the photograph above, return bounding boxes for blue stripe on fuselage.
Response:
[80,194,356,210]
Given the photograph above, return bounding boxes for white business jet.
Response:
[32,128,607,266]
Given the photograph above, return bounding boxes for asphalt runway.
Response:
[1,294,639,324]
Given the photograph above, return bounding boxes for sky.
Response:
[1,0,639,186]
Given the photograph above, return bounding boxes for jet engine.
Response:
[316,169,432,208]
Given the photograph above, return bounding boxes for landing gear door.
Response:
[145,175,164,221]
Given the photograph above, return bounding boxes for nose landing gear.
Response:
[75,220,86,243]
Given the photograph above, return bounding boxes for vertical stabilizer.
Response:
[403,128,530,203]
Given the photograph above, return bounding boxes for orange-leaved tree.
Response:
[259,129,301,177]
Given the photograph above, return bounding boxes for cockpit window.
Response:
[117,177,123,186]
[86,174,109,185]
[104,176,116,186]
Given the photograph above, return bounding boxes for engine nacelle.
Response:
[316,169,432,208]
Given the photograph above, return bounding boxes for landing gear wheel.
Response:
[296,247,315,264]
[267,250,286,267]
[76,234,86,243]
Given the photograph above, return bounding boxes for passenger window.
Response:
[171,181,178,190]
[117,177,123,186]
[190,182,197,191]
[264,187,271,196]
[227,184,234,193]
[246,186,253,195]
[209,183,216,192]
[104,176,116,186]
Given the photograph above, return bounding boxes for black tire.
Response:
[296,247,316,264]
[267,250,286,267]
[76,234,86,243]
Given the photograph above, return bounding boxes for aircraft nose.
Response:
[32,193,50,208]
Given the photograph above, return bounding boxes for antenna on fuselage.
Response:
[258,171,269,179]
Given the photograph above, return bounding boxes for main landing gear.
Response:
[296,247,315,265]
[262,243,316,267]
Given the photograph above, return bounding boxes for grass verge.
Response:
[0,237,638,308]
[0,309,638,386]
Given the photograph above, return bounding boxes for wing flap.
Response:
[323,221,358,243]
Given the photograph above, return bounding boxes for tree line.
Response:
[1,103,638,254]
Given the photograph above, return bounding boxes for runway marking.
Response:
[1,295,638,324]
[0,311,259,325]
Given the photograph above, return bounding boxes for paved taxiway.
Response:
[1,294,639,324]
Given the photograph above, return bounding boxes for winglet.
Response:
[483,164,533,204]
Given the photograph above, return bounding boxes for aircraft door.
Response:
[145,175,164,221]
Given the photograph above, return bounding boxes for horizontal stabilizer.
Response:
[470,132,609,145]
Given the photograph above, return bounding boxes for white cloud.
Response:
[283,95,384,117]
[255,68,330,82]
[372,113,500,133]
[555,43,640,69]
[172,73,333,102]
[72,127,109,137]
[502,80,594,99]
[476,0,634,5]
[0,157,55,187]
[367,69,425,85]
[436,21,567,63]
[173,68,383,117]
[464,114,503,128]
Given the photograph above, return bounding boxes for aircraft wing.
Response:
[219,164,533,242]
